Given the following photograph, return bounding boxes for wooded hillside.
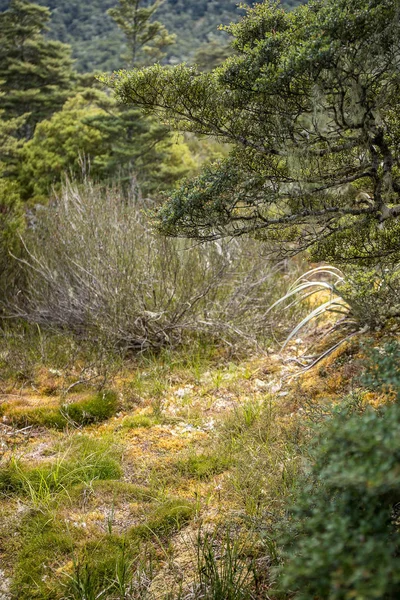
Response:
[0,0,306,71]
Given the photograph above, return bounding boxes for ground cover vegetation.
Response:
[1,0,400,598]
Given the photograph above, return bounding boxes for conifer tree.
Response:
[0,110,25,302]
[0,0,75,139]
[108,0,176,67]
[94,0,179,192]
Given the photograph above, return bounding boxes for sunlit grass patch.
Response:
[11,511,74,599]
[0,435,122,508]
[0,402,67,429]
[67,479,154,507]
[62,390,119,426]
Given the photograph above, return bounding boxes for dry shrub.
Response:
[14,180,299,351]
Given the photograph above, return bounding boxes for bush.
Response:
[15,179,302,351]
[0,178,25,304]
[338,266,400,329]
[278,347,400,600]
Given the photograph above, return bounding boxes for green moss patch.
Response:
[121,413,157,429]
[62,390,119,426]
[132,498,195,539]
[11,511,73,599]
[2,390,119,430]
[176,452,230,480]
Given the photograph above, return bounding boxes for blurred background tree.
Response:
[0,0,75,139]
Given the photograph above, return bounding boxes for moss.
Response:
[11,514,141,600]
[2,390,119,430]
[65,534,136,598]
[3,403,67,429]
[11,511,73,599]
[177,452,230,480]
[122,414,156,429]
[68,479,154,505]
[62,390,119,426]
[132,498,195,539]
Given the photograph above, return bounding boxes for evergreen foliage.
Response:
[19,92,196,200]
[1,0,306,72]
[279,346,400,599]
[105,0,400,266]
[0,112,25,302]
[0,0,75,139]
[108,0,176,67]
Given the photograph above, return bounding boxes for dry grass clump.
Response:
[12,179,303,352]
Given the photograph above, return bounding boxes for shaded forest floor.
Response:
[0,327,393,599]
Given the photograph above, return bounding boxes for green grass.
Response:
[11,514,144,600]
[0,435,122,508]
[194,528,260,600]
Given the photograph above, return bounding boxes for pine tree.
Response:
[93,0,182,193]
[0,0,75,139]
[108,0,176,67]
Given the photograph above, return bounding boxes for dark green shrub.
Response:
[337,267,400,329]
[361,341,400,397]
[278,346,400,600]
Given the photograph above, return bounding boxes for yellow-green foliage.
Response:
[12,513,140,600]
[153,134,197,187]
[0,178,25,298]
[62,390,119,426]
[19,92,109,201]
[1,404,67,429]
[122,414,156,429]
[68,479,154,505]
[12,512,73,599]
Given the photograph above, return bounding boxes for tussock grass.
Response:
[0,435,122,508]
